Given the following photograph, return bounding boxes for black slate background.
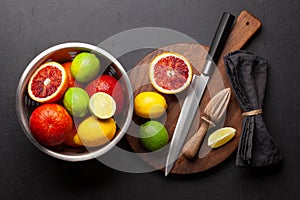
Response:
[1,0,300,199]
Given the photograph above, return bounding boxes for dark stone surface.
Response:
[1,0,299,199]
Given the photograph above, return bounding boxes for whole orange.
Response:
[62,62,83,88]
[62,62,75,87]
[29,103,73,146]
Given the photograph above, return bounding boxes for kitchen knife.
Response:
[165,12,235,176]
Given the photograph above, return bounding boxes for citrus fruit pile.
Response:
[27,52,125,148]
[133,52,194,151]
[135,52,236,153]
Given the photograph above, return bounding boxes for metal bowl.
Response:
[16,42,133,161]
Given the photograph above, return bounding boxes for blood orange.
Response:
[149,52,192,94]
[29,103,73,146]
[62,62,75,87]
[62,62,83,88]
[28,62,68,103]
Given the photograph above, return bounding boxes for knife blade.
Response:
[165,12,235,176]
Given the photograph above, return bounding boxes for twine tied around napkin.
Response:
[224,50,282,167]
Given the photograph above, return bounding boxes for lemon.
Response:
[71,52,100,83]
[139,120,169,151]
[208,127,236,148]
[63,87,89,117]
[134,91,167,118]
[77,116,116,147]
[89,92,116,119]
[73,134,83,146]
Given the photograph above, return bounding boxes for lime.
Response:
[89,92,116,119]
[208,127,236,148]
[71,52,100,83]
[77,116,116,147]
[134,92,167,118]
[63,87,89,117]
[139,120,169,151]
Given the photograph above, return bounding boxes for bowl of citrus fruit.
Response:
[16,42,133,161]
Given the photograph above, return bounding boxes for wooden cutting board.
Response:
[126,10,261,174]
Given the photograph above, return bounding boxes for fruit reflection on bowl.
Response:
[16,42,133,161]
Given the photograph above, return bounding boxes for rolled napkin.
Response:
[224,50,282,167]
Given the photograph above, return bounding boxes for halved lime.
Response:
[89,92,116,119]
[208,127,236,148]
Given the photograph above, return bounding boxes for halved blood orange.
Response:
[28,61,68,103]
[149,52,193,94]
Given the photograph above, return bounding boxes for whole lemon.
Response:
[77,116,116,147]
[134,91,167,118]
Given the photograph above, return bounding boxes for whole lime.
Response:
[63,87,89,117]
[71,52,100,83]
[139,120,169,151]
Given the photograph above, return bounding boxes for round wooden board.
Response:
[125,43,243,174]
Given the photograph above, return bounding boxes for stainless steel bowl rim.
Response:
[16,42,133,161]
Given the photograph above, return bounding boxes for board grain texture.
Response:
[126,10,262,174]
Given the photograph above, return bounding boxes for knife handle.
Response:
[202,13,235,76]
[182,121,210,159]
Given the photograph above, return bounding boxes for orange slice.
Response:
[28,62,68,103]
[149,52,193,94]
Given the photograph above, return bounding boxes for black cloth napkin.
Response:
[224,50,282,167]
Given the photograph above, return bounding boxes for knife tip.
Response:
[164,169,169,177]
[164,165,172,177]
